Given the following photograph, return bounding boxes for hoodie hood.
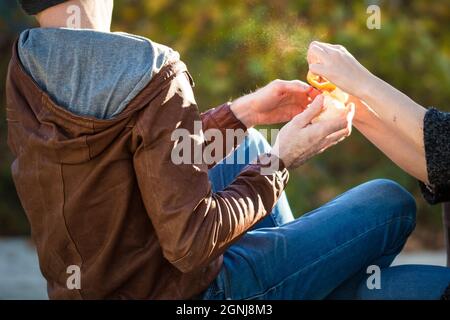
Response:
[18,28,174,119]
[7,39,181,164]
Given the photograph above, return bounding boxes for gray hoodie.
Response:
[18,27,175,119]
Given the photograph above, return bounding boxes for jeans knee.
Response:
[369,179,417,232]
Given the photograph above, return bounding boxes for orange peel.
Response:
[306,71,336,91]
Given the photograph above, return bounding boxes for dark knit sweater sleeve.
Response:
[419,108,450,204]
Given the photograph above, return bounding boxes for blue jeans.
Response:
[205,129,450,300]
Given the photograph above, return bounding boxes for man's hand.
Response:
[230,79,320,128]
[272,95,354,169]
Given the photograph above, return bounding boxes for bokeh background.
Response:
[0,0,449,298]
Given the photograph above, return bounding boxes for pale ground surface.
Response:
[0,237,447,299]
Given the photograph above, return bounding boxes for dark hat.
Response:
[18,0,69,15]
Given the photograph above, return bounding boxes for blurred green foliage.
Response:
[1,0,449,244]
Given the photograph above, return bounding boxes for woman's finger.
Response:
[329,43,346,51]
[307,43,327,64]
[311,41,337,54]
[308,63,327,77]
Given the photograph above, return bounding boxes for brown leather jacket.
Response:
[6,41,289,299]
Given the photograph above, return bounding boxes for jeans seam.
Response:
[241,215,415,300]
[269,210,278,226]
[208,272,226,298]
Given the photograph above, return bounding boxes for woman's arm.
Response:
[350,96,428,183]
[307,41,428,183]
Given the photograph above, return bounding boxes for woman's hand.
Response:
[307,41,374,98]
[230,79,320,128]
[272,95,353,169]
[310,42,429,183]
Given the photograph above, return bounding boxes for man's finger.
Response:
[283,80,311,92]
[346,102,356,131]
[318,142,338,155]
[283,80,321,104]
[292,95,324,127]
[326,127,351,143]
[317,128,349,153]
[310,116,348,138]
[306,86,321,101]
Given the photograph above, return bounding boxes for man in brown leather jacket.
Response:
[6,0,416,299]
